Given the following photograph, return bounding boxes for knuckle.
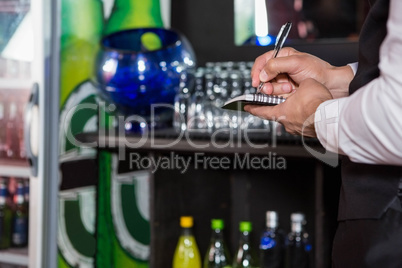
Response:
[266,60,277,72]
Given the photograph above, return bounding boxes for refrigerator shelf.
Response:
[0,163,30,177]
[0,247,29,266]
[0,78,31,90]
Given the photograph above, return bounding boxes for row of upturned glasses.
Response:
[173,61,294,141]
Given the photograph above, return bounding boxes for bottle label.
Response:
[110,156,150,260]
[58,186,96,267]
[260,236,276,249]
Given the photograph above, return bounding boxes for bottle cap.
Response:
[266,211,278,228]
[180,216,194,228]
[239,221,252,232]
[291,213,305,223]
[211,219,224,230]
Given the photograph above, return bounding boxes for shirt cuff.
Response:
[347,62,358,75]
[314,99,346,155]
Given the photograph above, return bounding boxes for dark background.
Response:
[171,0,359,66]
[157,0,354,267]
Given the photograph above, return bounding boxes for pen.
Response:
[257,22,292,94]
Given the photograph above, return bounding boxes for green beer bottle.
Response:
[104,0,164,35]
[95,1,166,267]
[60,0,104,106]
[58,0,103,267]
[96,153,150,268]
[104,0,165,51]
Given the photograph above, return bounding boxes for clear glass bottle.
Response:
[173,216,202,268]
[204,219,231,268]
[0,179,12,249]
[233,221,259,268]
[284,213,312,268]
[260,211,284,268]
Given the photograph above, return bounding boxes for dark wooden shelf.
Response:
[75,131,336,160]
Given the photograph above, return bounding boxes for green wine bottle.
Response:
[0,179,12,249]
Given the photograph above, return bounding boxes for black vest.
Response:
[338,0,402,220]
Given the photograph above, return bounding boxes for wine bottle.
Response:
[204,219,231,268]
[0,179,12,249]
[11,180,28,247]
[233,221,259,268]
[260,211,284,268]
[284,213,312,268]
[173,216,202,268]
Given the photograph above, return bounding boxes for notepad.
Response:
[221,94,286,112]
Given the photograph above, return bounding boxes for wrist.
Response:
[324,65,354,96]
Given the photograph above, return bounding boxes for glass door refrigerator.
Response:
[0,0,59,267]
[3,0,170,266]
[0,1,31,267]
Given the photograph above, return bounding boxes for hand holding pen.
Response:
[256,22,292,94]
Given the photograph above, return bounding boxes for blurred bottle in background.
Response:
[204,219,231,268]
[16,94,26,160]
[0,179,12,250]
[94,1,168,267]
[0,93,7,159]
[23,181,29,209]
[104,0,164,51]
[284,213,312,268]
[5,96,18,159]
[104,0,164,35]
[173,216,201,268]
[11,180,28,248]
[60,0,104,106]
[260,211,284,268]
[233,221,259,268]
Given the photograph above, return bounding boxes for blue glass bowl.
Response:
[93,28,196,126]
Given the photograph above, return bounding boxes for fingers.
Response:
[260,73,296,95]
[251,52,275,87]
[243,104,280,122]
[260,82,293,95]
[251,47,300,87]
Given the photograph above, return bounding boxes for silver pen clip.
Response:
[257,22,292,94]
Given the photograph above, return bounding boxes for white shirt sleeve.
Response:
[314,0,402,166]
[347,62,358,75]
